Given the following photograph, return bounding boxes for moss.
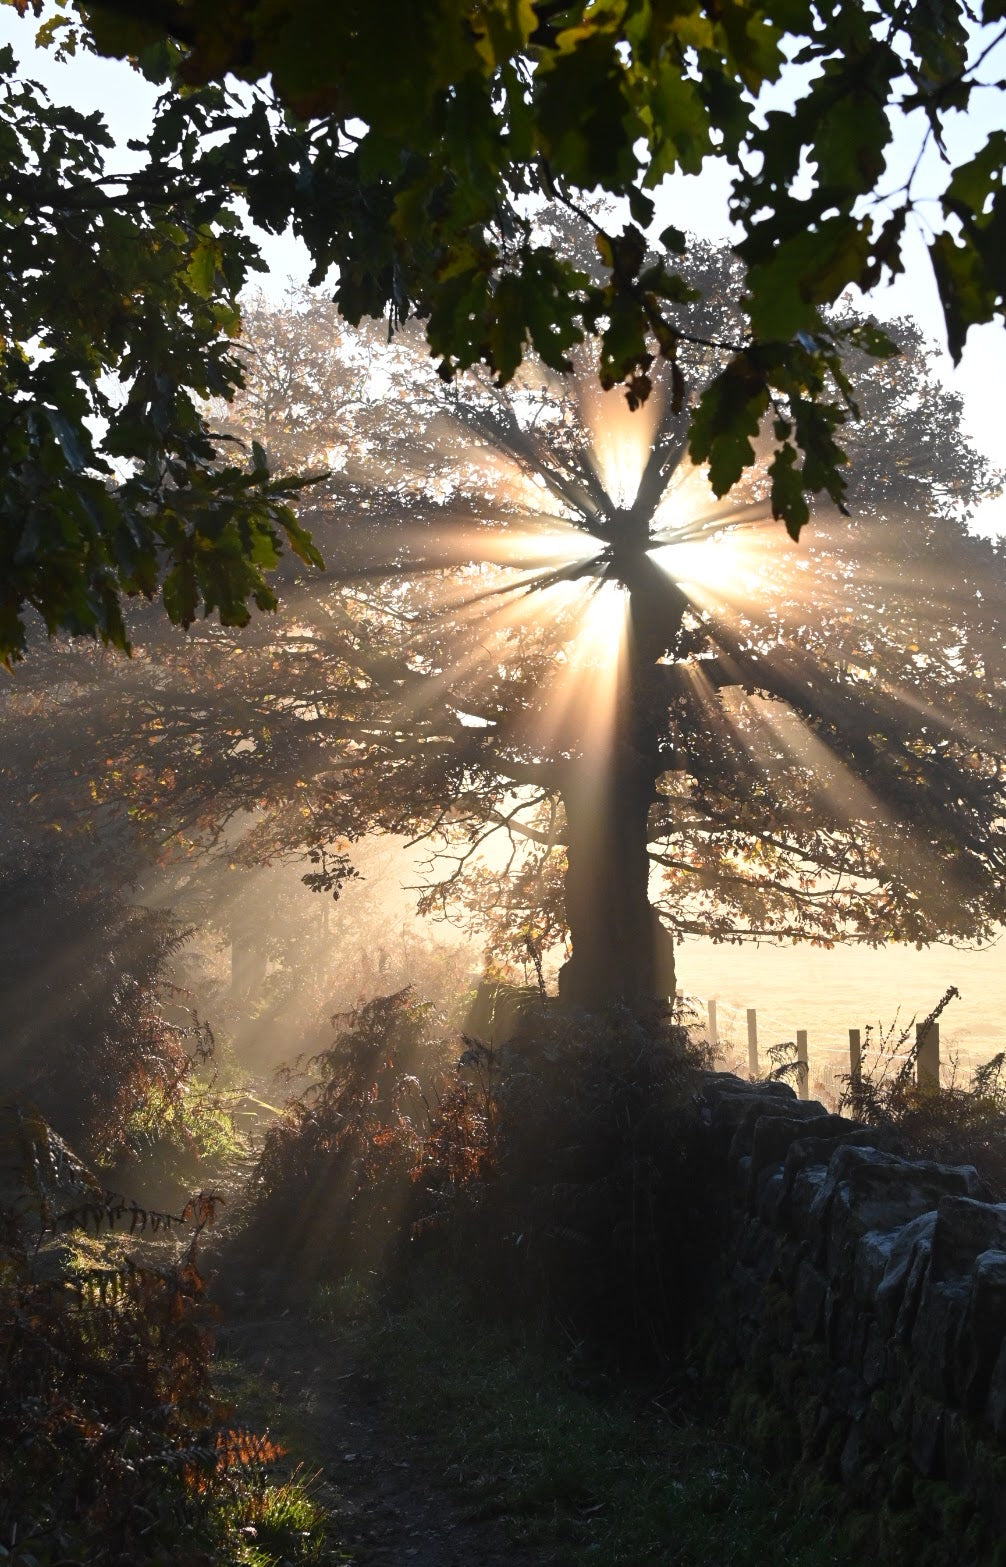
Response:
[939,1488,973,1535]
[862,1393,894,1457]
[912,1478,949,1525]
[889,1464,915,1510]
[837,1509,876,1557]
[868,1387,891,1422]
[821,1420,848,1477]
[876,1504,930,1566]
[973,1438,1006,1488]
[727,1387,797,1468]
[771,1350,802,1405]
[795,1386,825,1447]
[727,1388,761,1437]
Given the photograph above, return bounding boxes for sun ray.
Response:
[517,579,629,764]
[576,378,664,509]
[747,694,889,825]
[223,344,1006,975]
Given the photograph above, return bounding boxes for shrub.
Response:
[0,844,205,1169]
[250,984,716,1365]
[841,987,1006,1196]
[455,1003,715,1367]
[0,1110,326,1566]
[248,988,463,1289]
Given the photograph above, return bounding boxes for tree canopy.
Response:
[0,0,1004,658]
[8,270,1006,1004]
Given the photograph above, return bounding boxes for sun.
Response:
[646,459,777,609]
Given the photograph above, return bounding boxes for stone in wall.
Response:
[697,1071,1006,1565]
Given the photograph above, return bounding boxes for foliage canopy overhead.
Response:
[1,0,1004,659]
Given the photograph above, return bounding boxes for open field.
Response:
[678,935,1006,1101]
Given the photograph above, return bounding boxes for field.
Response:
[678,935,1006,1100]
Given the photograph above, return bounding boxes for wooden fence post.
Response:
[747,1008,759,1079]
[849,1028,862,1090]
[917,1021,940,1095]
[707,999,718,1052]
[796,1029,809,1100]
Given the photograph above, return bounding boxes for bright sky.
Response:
[1,7,1003,534]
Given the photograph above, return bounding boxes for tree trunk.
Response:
[557,555,683,1011]
[557,759,675,1008]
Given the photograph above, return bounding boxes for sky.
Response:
[1,6,1003,533]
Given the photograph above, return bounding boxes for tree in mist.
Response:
[7,262,1006,1011]
[227,290,1006,1009]
[0,828,200,1160]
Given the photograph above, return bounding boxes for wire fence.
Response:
[679,991,991,1111]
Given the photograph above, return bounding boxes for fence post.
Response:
[747,1008,759,1079]
[796,1029,809,1100]
[849,1028,862,1090]
[707,998,719,1053]
[917,1021,940,1095]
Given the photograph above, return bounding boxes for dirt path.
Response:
[215,1308,547,1567]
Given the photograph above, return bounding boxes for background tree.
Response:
[0,1,1004,656]
[6,266,1005,1009]
[0,827,201,1162]
[249,303,1006,1008]
[0,593,477,1061]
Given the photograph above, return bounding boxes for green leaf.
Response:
[658,224,687,255]
[768,442,809,538]
[44,408,88,472]
[643,63,711,179]
[627,185,654,228]
[811,54,896,195]
[535,32,642,188]
[187,232,219,298]
[487,272,528,384]
[162,555,198,627]
[839,320,900,360]
[943,130,1006,215]
[598,291,651,391]
[930,233,987,363]
[745,217,872,339]
[688,356,769,495]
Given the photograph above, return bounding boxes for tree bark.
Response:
[556,552,684,1011]
[557,758,675,1008]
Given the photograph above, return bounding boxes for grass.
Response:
[313,1276,851,1567]
[209,1350,351,1567]
[224,1468,334,1567]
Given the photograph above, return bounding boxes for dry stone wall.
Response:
[700,1073,1006,1566]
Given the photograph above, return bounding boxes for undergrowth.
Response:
[760,986,1006,1196]
[247,989,718,1365]
[0,1108,338,1567]
[839,987,1006,1196]
[454,1001,718,1365]
[249,988,463,1291]
[0,848,204,1170]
